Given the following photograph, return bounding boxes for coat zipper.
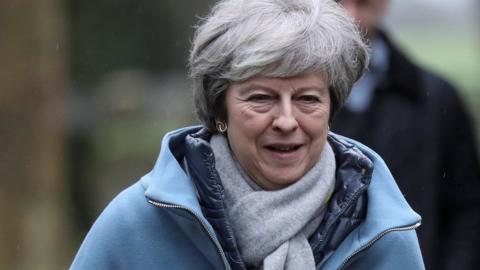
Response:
[337,221,421,270]
[148,199,230,270]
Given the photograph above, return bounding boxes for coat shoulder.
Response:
[70,181,169,269]
[71,178,226,270]
[71,181,203,269]
[345,229,425,270]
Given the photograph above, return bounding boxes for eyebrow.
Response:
[235,82,276,95]
[294,86,327,93]
[235,82,328,96]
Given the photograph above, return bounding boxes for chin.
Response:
[266,172,303,189]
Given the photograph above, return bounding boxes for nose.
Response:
[272,100,298,133]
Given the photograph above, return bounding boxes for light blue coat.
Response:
[71,126,424,269]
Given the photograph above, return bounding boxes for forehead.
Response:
[235,72,328,92]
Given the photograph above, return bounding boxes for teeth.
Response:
[271,146,296,151]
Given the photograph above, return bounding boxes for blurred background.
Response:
[0,0,478,269]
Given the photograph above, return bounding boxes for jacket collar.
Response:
[142,126,204,215]
[333,134,421,227]
[322,134,422,269]
[376,30,424,102]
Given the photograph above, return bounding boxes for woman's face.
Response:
[225,72,331,190]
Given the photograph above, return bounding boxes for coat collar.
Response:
[376,30,424,102]
[334,134,421,227]
[322,134,422,269]
[141,126,204,214]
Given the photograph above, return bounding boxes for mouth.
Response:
[264,143,303,153]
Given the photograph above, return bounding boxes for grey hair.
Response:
[189,0,369,132]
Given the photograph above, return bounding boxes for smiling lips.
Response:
[264,144,303,167]
[263,143,305,163]
[265,143,303,152]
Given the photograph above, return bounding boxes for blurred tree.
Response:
[0,0,74,269]
[68,0,216,87]
[65,0,216,233]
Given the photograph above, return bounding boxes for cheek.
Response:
[227,108,261,149]
[227,110,274,167]
[228,103,272,134]
[298,110,330,141]
[304,116,329,159]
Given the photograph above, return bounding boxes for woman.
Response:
[71,0,424,269]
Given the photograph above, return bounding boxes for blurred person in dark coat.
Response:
[333,0,480,269]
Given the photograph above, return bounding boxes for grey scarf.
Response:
[211,135,336,270]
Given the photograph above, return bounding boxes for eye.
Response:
[247,94,273,103]
[297,95,321,104]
